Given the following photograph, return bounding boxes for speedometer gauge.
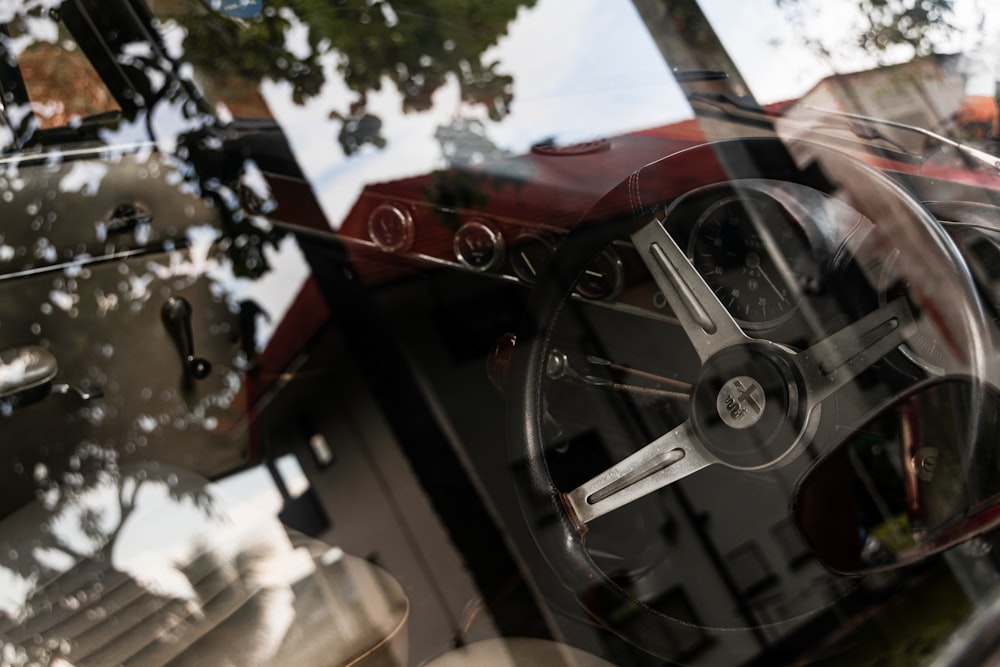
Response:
[689,193,812,329]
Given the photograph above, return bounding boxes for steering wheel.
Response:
[507,137,993,659]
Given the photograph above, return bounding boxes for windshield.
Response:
[145,0,1000,224]
[5,1,1000,666]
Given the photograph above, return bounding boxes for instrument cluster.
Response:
[686,191,814,330]
[581,184,828,337]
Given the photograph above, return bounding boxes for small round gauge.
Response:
[689,193,812,328]
[510,232,556,284]
[368,203,415,253]
[575,247,624,300]
[455,219,505,272]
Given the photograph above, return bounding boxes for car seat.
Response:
[0,464,408,666]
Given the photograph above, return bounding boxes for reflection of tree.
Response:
[2,3,284,280]
[0,462,298,667]
[775,0,963,60]
[0,457,217,589]
[435,117,511,168]
[162,0,536,155]
[174,127,286,279]
[854,0,956,56]
[657,0,963,76]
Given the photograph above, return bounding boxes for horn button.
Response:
[690,343,806,469]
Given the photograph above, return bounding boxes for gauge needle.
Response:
[520,251,536,276]
[746,253,789,304]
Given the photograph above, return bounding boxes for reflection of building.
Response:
[435,118,512,168]
[777,54,977,164]
[793,55,965,133]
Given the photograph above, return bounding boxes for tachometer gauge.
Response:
[689,193,812,329]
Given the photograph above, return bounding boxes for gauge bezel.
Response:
[574,246,625,301]
[687,192,805,331]
[367,202,415,253]
[510,231,557,285]
[454,219,506,272]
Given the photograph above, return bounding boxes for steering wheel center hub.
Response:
[692,343,805,468]
[716,376,766,429]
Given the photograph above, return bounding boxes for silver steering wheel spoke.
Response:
[631,214,749,363]
[563,421,715,524]
[795,296,914,404]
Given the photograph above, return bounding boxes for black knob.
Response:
[161,296,212,382]
[107,203,152,237]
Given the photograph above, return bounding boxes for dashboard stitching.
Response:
[627,170,641,217]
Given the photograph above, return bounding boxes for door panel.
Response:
[0,148,219,276]
[0,150,249,518]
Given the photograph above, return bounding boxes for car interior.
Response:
[5,0,1000,666]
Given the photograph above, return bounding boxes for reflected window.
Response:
[772,518,812,569]
[726,541,777,596]
[10,20,120,129]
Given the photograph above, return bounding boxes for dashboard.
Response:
[331,168,1000,390]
